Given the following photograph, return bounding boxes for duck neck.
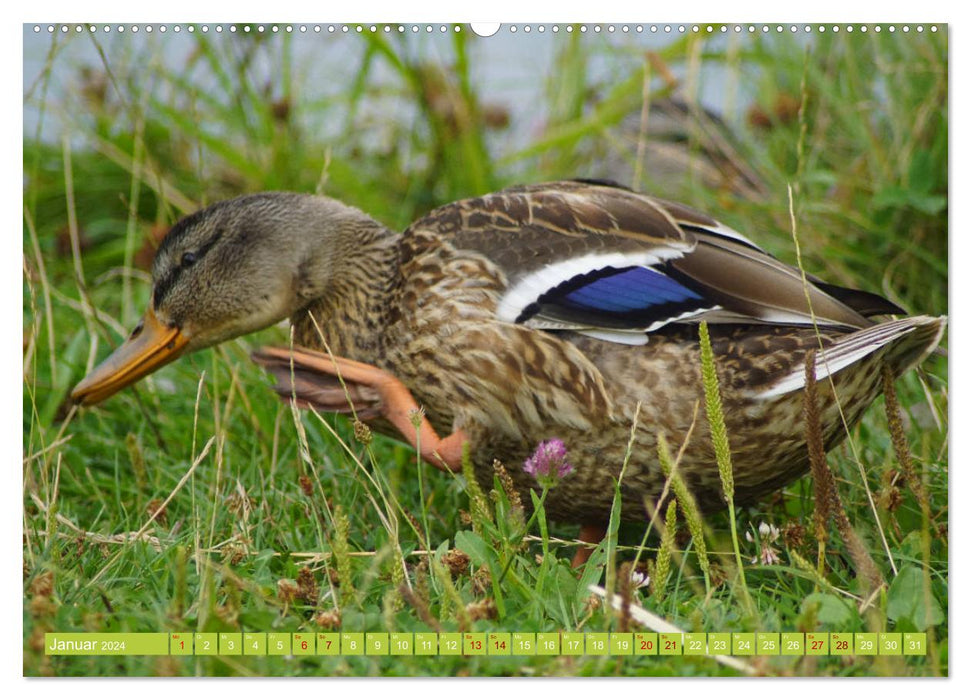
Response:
[288,201,402,366]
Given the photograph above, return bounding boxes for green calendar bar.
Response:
[41,631,932,657]
[45,633,169,656]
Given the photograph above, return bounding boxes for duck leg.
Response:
[572,523,608,568]
[252,346,466,473]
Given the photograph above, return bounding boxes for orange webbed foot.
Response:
[571,523,608,568]
[252,346,465,473]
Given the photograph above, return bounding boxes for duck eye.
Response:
[181,251,198,267]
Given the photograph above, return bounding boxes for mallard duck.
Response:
[72,180,945,563]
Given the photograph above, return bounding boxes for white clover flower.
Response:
[630,569,651,589]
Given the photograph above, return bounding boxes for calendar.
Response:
[45,631,928,657]
[23,17,949,679]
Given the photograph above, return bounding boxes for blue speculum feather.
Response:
[559,266,704,314]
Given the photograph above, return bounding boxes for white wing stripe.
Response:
[694,220,765,251]
[755,320,923,399]
[495,250,688,323]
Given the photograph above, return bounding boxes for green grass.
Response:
[23,25,947,677]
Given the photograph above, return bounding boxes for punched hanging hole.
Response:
[470,23,501,37]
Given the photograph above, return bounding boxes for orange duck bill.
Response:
[71,308,190,406]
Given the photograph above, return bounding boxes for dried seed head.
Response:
[493,459,524,514]
[226,489,254,518]
[880,486,904,512]
[471,565,491,596]
[30,570,54,598]
[353,420,372,445]
[782,522,806,549]
[466,598,497,622]
[221,544,246,565]
[297,567,319,603]
[277,579,299,604]
[708,561,728,589]
[315,609,342,630]
[298,474,314,497]
[28,627,47,653]
[442,549,470,578]
[146,498,167,527]
[618,561,633,632]
[408,407,425,430]
[28,595,57,618]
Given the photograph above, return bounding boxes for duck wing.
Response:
[410,180,899,345]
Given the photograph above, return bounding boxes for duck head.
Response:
[71,192,386,405]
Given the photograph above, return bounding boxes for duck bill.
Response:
[71,308,190,406]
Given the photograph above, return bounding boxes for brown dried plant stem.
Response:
[803,351,883,593]
[882,365,940,671]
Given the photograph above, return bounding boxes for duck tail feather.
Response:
[756,315,946,399]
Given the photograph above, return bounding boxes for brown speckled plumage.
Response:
[73,180,946,528]
[281,181,944,522]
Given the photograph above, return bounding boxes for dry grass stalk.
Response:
[803,350,831,557]
[803,352,884,593]
[617,560,633,633]
[881,365,929,508]
[399,583,441,632]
